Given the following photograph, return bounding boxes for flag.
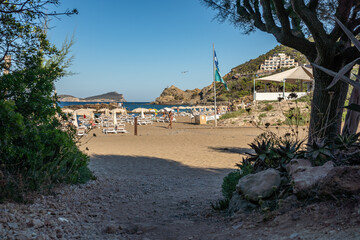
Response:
[214,50,228,90]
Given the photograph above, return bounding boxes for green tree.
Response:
[201,0,360,142]
[0,1,92,201]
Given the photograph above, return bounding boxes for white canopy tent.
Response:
[254,66,314,101]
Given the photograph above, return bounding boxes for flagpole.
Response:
[213,43,217,127]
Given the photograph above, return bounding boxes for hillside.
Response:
[153,45,308,105]
[226,44,308,77]
[58,91,126,102]
[85,91,125,102]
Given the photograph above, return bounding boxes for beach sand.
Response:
[82,116,264,169]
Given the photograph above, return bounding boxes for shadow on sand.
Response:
[209,146,255,155]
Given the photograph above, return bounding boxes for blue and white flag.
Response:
[214,50,228,90]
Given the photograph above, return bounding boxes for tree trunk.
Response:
[309,67,348,143]
[342,82,360,135]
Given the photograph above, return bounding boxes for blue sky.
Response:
[49,0,278,102]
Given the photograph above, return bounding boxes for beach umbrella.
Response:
[113,110,117,125]
[111,108,127,115]
[132,107,148,113]
[140,108,145,118]
[163,107,173,112]
[73,116,78,128]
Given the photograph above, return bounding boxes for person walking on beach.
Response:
[167,111,173,129]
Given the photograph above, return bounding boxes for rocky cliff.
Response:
[152,84,218,105]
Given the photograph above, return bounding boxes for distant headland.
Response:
[58,91,126,102]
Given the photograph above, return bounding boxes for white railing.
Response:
[255,92,308,101]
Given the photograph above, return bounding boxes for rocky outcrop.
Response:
[152,85,201,105]
[236,168,281,202]
[152,84,228,105]
[287,160,334,198]
[317,166,360,198]
[58,92,126,102]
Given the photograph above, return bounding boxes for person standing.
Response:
[167,111,173,129]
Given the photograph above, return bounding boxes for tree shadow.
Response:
[209,147,254,155]
[89,154,234,178]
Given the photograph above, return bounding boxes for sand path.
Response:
[80,117,264,239]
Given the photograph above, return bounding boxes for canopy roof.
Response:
[256,66,313,83]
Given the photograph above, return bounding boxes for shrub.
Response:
[0,41,93,202]
[262,104,273,111]
[221,171,241,200]
[219,109,245,120]
[0,100,93,201]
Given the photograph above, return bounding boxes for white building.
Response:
[259,53,298,73]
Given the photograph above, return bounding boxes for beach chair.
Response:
[77,129,87,136]
[103,127,117,134]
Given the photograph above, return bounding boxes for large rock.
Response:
[286,159,312,176]
[317,166,360,197]
[236,168,281,202]
[228,193,257,215]
[291,161,334,198]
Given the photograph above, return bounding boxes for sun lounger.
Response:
[103,127,117,134]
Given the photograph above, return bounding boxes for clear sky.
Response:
[49,0,279,102]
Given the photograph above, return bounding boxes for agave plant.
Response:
[306,138,334,166]
[245,139,275,171]
[335,133,360,150]
[273,141,303,171]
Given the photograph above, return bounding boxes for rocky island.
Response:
[58,91,126,102]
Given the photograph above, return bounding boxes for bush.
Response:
[221,171,241,200]
[262,104,273,111]
[0,42,93,202]
[0,100,93,201]
[219,109,245,120]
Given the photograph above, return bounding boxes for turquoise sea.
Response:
[59,102,191,112]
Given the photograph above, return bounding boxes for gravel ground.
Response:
[1,120,359,239]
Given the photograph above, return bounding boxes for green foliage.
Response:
[245,132,302,172]
[305,138,334,166]
[259,113,267,118]
[0,38,93,201]
[284,107,310,126]
[219,109,245,120]
[262,104,273,111]
[227,45,308,75]
[221,171,241,200]
[335,133,360,150]
[211,198,230,210]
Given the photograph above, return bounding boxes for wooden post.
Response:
[134,117,138,136]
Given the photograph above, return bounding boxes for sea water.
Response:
[58,102,191,112]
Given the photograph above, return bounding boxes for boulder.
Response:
[286,159,312,176]
[236,168,281,202]
[228,193,257,215]
[291,161,334,198]
[317,166,360,198]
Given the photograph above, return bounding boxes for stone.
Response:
[236,168,281,202]
[277,195,300,214]
[228,193,257,215]
[291,161,334,198]
[104,225,117,234]
[31,219,44,228]
[286,159,312,176]
[317,166,360,197]
[7,222,19,230]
